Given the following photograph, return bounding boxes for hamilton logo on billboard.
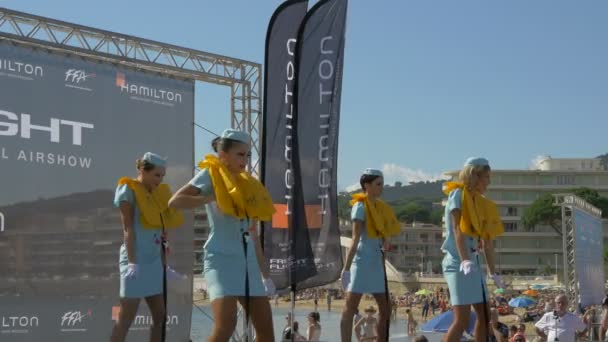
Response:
[0,58,44,81]
[1,315,39,334]
[115,72,182,107]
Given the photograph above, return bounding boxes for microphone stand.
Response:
[553,310,559,341]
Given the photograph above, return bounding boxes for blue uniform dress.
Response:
[347,202,386,294]
[441,188,487,305]
[189,169,265,301]
[114,184,164,298]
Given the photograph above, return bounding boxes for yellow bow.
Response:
[198,154,275,221]
[117,177,184,229]
[350,193,400,238]
[442,181,504,240]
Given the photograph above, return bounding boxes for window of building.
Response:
[504,222,518,232]
[435,233,443,241]
[520,175,536,185]
[506,207,518,216]
[500,175,519,185]
[539,175,554,185]
[502,191,519,201]
[557,175,575,185]
[576,175,596,186]
[420,233,428,242]
[521,192,538,201]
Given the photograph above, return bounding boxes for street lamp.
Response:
[554,253,558,276]
[420,251,424,275]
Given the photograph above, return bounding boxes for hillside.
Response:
[338,180,445,224]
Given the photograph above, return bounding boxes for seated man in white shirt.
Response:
[534,294,587,342]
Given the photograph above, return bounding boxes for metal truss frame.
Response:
[553,193,602,308]
[0,7,262,174]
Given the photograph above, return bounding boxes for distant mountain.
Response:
[338,180,445,222]
[379,180,444,202]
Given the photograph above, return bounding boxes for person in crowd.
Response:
[354,306,379,342]
[307,311,322,341]
[534,294,586,342]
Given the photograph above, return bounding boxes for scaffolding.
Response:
[553,193,603,308]
[0,7,262,174]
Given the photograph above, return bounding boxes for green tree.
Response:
[430,209,443,226]
[337,194,351,220]
[522,194,562,235]
[522,187,608,236]
[397,202,430,223]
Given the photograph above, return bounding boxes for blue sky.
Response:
[6,1,607,190]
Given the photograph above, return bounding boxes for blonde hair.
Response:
[458,164,491,191]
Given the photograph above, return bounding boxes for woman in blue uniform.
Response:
[441,157,504,342]
[110,152,183,342]
[340,169,400,342]
[169,129,276,342]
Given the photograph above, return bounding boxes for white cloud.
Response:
[344,183,361,192]
[339,164,447,192]
[529,155,550,170]
[381,163,447,185]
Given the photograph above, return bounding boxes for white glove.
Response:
[491,273,505,289]
[263,278,276,296]
[459,260,475,275]
[340,271,351,291]
[125,263,138,279]
[166,266,185,281]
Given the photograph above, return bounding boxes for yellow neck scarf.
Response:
[350,193,400,238]
[117,177,184,229]
[442,181,504,240]
[198,154,275,221]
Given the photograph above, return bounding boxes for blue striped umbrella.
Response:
[421,309,476,334]
[508,296,536,308]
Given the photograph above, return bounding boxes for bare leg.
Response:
[209,297,238,342]
[442,305,470,342]
[340,292,363,342]
[144,294,165,342]
[372,293,390,342]
[238,296,275,342]
[110,298,140,342]
[472,302,490,342]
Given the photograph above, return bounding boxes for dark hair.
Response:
[414,336,428,342]
[135,158,156,171]
[211,137,245,153]
[509,325,518,332]
[359,174,381,191]
[308,312,320,322]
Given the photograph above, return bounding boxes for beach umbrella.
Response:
[416,289,433,296]
[421,310,476,334]
[509,296,536,308]
[494,288,505,294]
[523,289,539,296]
[531,284,545,290]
